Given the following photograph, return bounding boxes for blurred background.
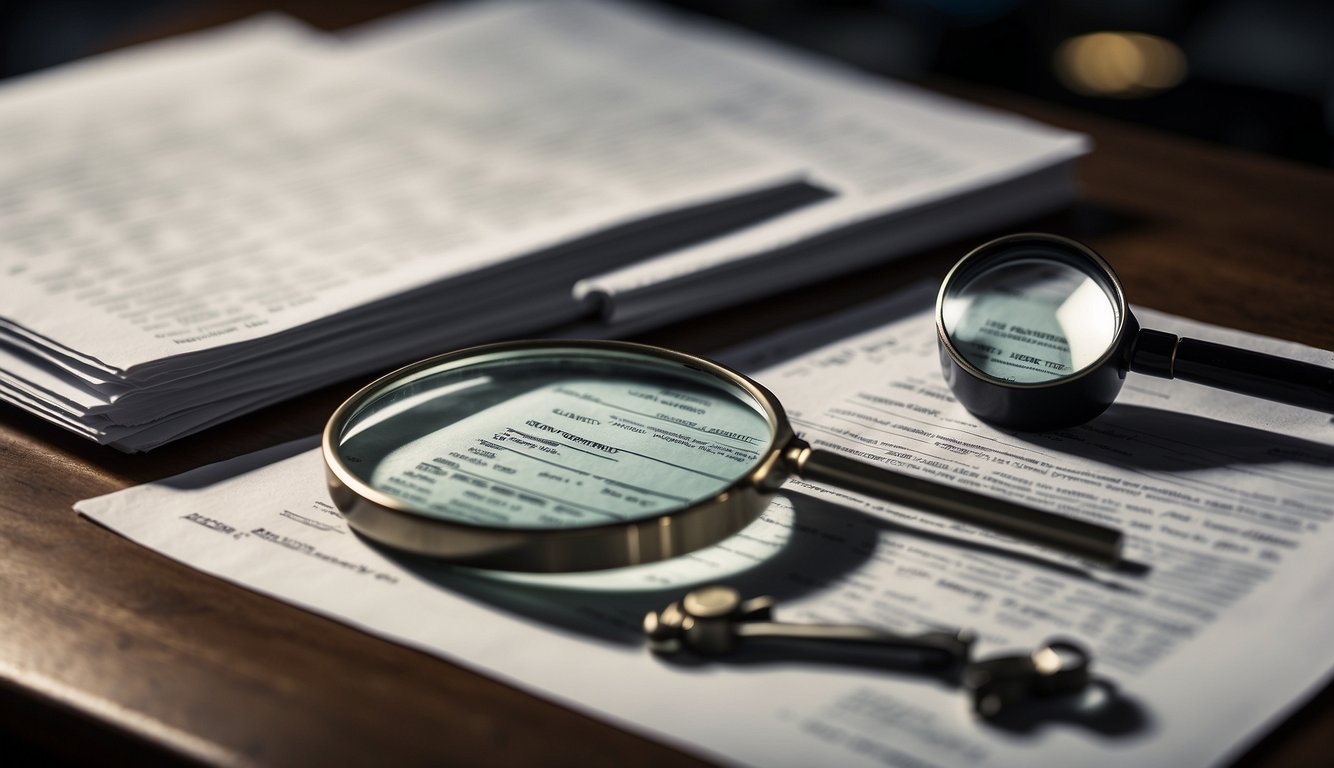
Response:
[0,0,1330,166]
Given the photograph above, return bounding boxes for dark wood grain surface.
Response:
[2,8,1332,767]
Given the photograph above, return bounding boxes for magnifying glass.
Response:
[322,340,1122,573]
[937,233,1334,431]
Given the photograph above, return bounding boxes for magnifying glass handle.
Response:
[789,446,1123,565]
[1133,329,1334,413]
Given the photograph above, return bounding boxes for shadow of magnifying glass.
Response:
[366,487,1148,644]
[1008,403,1334,473]
[368,490,1151,735]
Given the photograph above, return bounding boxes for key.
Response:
[643,584,974,668]
[643,585,1096,721]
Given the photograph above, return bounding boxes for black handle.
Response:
[797,448,1123,564]
[1132,329,1334,413]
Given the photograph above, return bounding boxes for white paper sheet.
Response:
[76,291,1334,767]
[349,0,1084,205]
[0,14,801,374]
[347,0,1088,326]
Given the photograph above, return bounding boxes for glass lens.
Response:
[333,347,775,530]
[941,257,1119,383]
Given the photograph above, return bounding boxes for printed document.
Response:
[0,16,796,373]
[78,289,1334,767]
[350,0,1089,327]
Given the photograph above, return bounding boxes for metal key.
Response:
[644,585,1097,721]
[643,585,974,668]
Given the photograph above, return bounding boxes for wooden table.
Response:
[2,10,1333,767]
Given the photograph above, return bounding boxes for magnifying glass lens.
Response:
[333,349,775,531]
[941,257,1119,384]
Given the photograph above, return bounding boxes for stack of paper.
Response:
[0,0,1088,451]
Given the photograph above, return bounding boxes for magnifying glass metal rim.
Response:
[935,232,1131,391]
[321,339,799,572]
[326,338,1127,571]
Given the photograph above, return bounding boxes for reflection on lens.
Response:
[335,350,775,530]
[942,258,1118,383]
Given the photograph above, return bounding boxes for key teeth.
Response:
[642,609,664,637]
[643,603,689,655]
[644,586,762,658]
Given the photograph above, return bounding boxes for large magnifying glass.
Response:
[323,341,1122,572]
[937,233,1334,431]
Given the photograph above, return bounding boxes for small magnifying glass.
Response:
[322,340,1122,572]
[937,233,1334,431]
